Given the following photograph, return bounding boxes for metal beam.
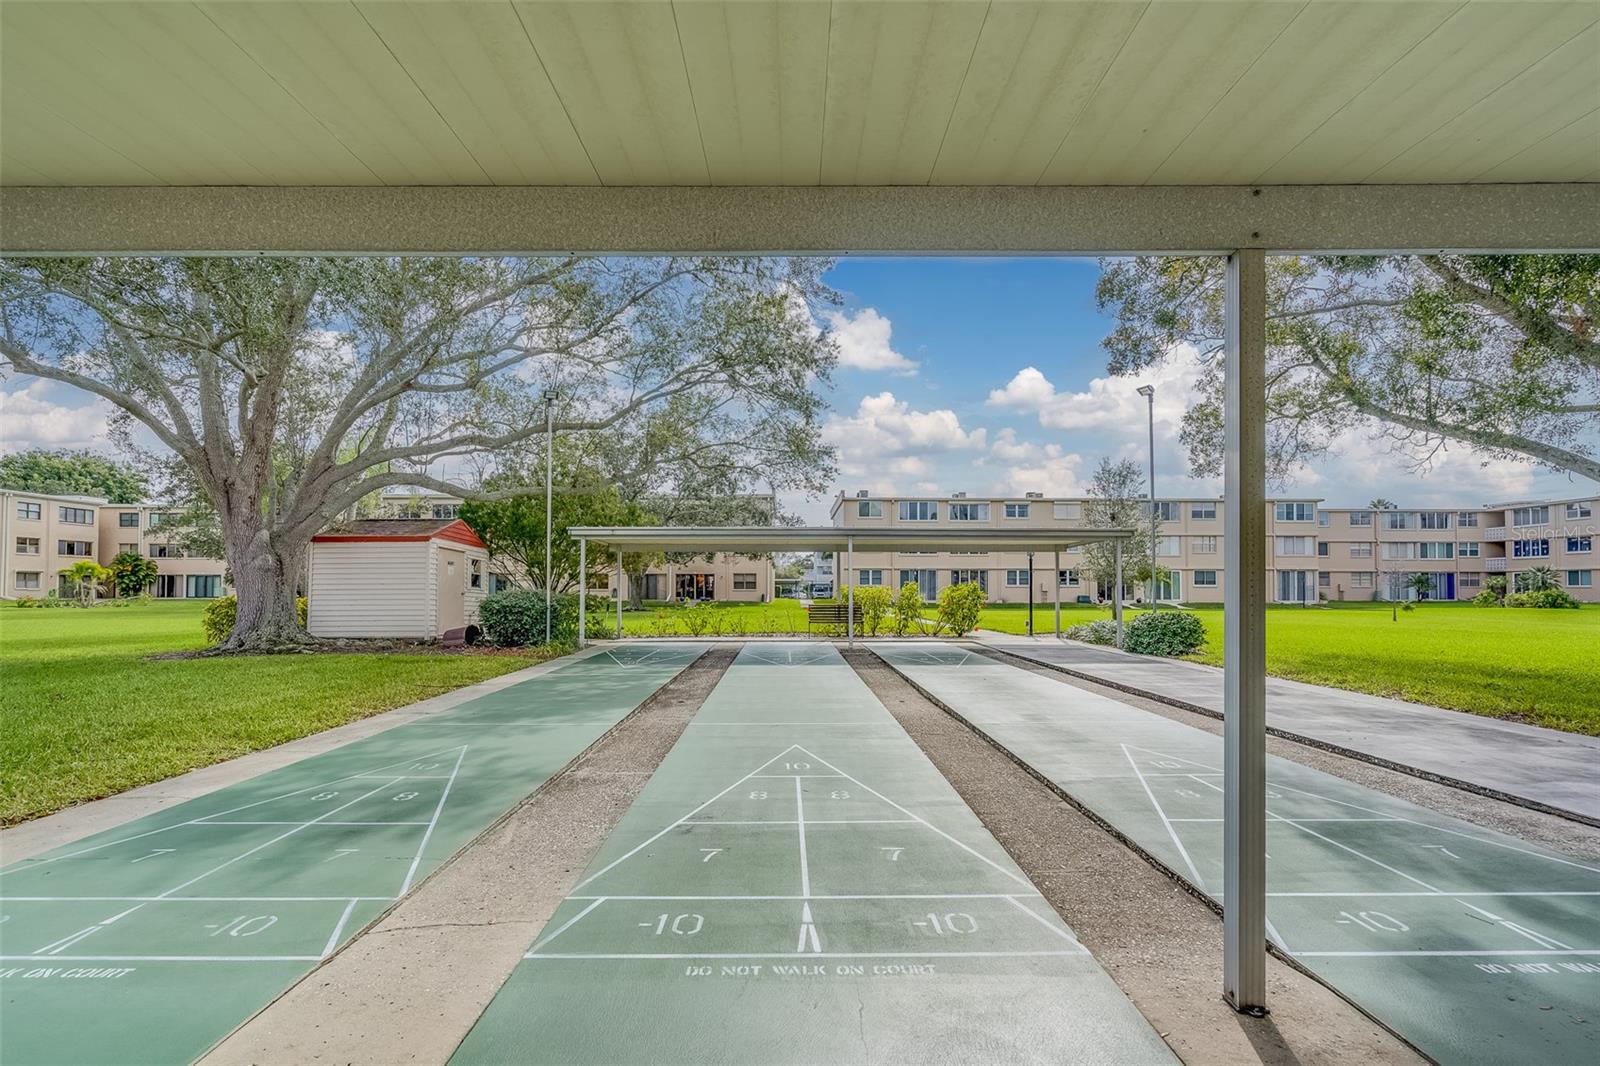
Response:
[846,538,854,649]
[1223,248,1269,1014]
[615,547,623,640]
[577,538,587,651]
[4,185,1597,255]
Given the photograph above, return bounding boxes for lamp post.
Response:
[1026,550,1034,636]
[544,393,554,645]
[1136,384,1157,610]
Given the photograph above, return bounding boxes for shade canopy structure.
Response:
[2,0,1595,1026]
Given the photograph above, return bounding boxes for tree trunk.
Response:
[219,525,315,652]
[626,565,648,609]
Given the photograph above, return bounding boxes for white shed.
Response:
[307,518,488,640]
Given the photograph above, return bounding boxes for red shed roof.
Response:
[312,518,484,549]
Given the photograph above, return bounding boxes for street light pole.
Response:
[1026,550,1034,636]
[1137,384,1157,610]
[544,394,554,645]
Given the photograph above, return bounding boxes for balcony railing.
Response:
[1485,557,1507,572]
[1483,526,1507,541]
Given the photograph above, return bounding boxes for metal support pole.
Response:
[1026,550,1034,636]
[577,538,587,649]
[1114,540,1124,648]
[1053,549,1061,638]
[846,537,855,648]
[615,547,623,639]
[545,396,553,645]
[1223,248,1269,1015]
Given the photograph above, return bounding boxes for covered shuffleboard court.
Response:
[452,641,1175,1065]
[874,644,1600,1066]
[0,643,706,1065]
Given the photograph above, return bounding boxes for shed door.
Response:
[438,547,466,633]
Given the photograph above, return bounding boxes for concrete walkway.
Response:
[976,633,1600,824]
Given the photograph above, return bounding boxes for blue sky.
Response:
[3,258,1591,516]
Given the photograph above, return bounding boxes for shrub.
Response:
[1504,588,1581,610]
[1124,610,1207,656]
[202,596,309,643]
[891,581,926,637]
[936,581,985,636]
[1064,618,1122,646]
[1470,589,1501,607]
[854,585,894,636]
[477,589,591,646]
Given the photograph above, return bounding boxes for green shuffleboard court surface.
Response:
[0,643,706,1066]
[875,643,1600,1066]
[453,641,1176,1065]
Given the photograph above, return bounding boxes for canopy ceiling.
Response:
[2,0,1596,189]
[569,526,1135,554]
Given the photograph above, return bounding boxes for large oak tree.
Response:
[1,257,836,649]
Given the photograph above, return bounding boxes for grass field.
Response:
[972,601,1600,735]
[0,601,553,825]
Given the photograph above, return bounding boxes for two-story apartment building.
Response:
[830,491,1599,606]
[373,487,775,603]
[1,490,230,599]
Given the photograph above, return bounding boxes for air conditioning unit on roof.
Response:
[856,490,869,498]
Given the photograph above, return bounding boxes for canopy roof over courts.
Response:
[568,525,1136,554]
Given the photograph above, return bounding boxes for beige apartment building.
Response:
[1,490,230,600]
[373,487,775,603]
[830,491,1599,606]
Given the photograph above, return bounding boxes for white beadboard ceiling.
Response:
[1,0,1596,188]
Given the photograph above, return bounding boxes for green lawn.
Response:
[0,601,553,825]
[971,601,1600,735]
[617,599,817,637]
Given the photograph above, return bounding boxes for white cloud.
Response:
[980,428,1088,497]
[823,391,986,457]
[0,380,117,453]
[823,307,919,374]
[986,346,1202,433]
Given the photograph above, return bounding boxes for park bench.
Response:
[805,602,863,630]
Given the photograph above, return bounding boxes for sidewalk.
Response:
[975,632,1600,824]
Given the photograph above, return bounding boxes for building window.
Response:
[1351,572,1374,588]
[185,574,222,598]
[1004,569,1029,587]
[16,571,41,590]
[148,543,185,559]
[1190,503,1216,520]
[1384,512,1412,530]
[1057,569,1079,587]
[1317,541,1329,557]
[1456,541,1479,557]
[1003,502,1029,519]
[1193,569,1217,587]
[119,512,140,527]
[147,512,182,530]
[15,537,39,555]
[1513,539,1550,558]
[118,543,138,554]
[1460,573,1482,589]
[57,540,93,557]
[1566,502,1593,520]
[1382,543,1417,560]
[1567,536,1592,553]
[1276,536,1314,556]
[17,501,41,520]
[1153,501,1180,521]
[1418,542,1454,560]
[950,569,988,592]
[857,569,884,586]
[1156,572,1181,599]
[1156,535,1180,556]
[898,501,937,521]
[1318,571,1331,587]
[58,506,94,524]
[1567,570,1594,588]
[1318,511,1330,527]
[857,500,884,518]
[1192,535,1217,553]
[1512,506,1549,527]
[470,558,483,588]
[1274,502,1315,522]
[1053,502,1082,521]
[432,503,459,519]
[948,502,989,521]
[733,572,757,590]
[1348,512,1372,527]
[1349,543,1373,558]
[1419,512,1451,530]
[1457,512,1479,528]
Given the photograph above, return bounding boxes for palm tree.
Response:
[1519,566,1559,592]
[1368,498,1398,510]
[59,560,109,605]
[1405,572,1435,601]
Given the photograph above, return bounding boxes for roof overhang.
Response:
[570,525,1135,554]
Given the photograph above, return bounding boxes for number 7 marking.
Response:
[881,847,904,862]
[699,849,723,863]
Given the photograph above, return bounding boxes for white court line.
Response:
[33,903,144,956]
[1167,818,1400,823]
[566,893,1045,901]
[0,896,397,902]
[794,777,811,898]
[753,774,843,779]
[574,746,807,889]
[1120,744,1208,890]
[1265,891,1600,898]
[195,821,432,826]
[397,745,469,895]
[526,897,609,955]
[320,898,362,958]
[1294,949,1600,958]
[1,743,472,873]
[1000,895,1088,952]
[526,950,1085,961]
[687,721,890,727]
[679,819,918,826]
[0,954,326,962]
[789,746,1034,889]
